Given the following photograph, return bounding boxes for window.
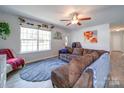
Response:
[65,36,68,46]
[20,27,51,53]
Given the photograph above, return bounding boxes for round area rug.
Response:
[20,58,67,82]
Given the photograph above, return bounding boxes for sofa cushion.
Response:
[83,49,108,57]
[83,49,94,55]
[82,51,99,66]
[90,51,100,61]
[72,48,83,55]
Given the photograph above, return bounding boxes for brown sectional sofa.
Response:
[59,47,106,63]
[52,47,109,88]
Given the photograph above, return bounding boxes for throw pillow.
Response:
[66,47,73,54]
[72,48,83,55]
[60,48,68,53]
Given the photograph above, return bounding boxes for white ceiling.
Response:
[0,5,124,31]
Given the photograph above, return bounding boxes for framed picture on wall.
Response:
[53,31,62,40]
[84,30,98,43]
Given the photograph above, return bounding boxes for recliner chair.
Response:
[0,49,25,72]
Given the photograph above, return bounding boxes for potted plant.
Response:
[0,22,10,40]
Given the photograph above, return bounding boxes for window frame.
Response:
[20,26,51,54]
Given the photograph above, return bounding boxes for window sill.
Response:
[20,49,51,54]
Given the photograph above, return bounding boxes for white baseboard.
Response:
[26,55,58,64]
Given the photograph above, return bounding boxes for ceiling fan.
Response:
[60,12,91,26]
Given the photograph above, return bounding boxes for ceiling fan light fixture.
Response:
[71,20,78,24]
[60,12,91,26]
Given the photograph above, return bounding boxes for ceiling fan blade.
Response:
[79,17,91,20]
[60,19,70,21]
[77,22,82,26]
[66,22,71,26]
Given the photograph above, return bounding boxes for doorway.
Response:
[111,31,124,52]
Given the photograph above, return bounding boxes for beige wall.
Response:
[70,24,110,51]
[0,11,70,63]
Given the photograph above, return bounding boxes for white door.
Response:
[111,32,122,51]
